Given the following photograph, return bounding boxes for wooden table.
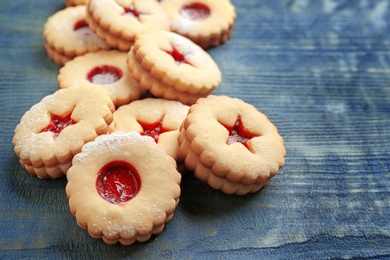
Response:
[1,0,389,258]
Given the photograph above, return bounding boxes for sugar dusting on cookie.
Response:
[66,127,181,245]
[74,132,156,163]
[178,95,285,195]
[161,0,236,48]
[170,32,222,84]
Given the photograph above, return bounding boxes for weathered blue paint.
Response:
[0,0,389,259]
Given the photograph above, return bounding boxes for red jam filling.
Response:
[73,20,92,37]
[40,113,76,138]
[87,65,123,85]
[123,6,141,19]
[96,160,141,205]
[73,20,88,31]
[180,3,211,21]
[138,119,167,143]
[223,117,257,150]
[165,48,190,65]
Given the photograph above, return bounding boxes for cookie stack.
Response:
[12,0,286,246]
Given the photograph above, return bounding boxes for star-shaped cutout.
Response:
[138,119,168,143]
[165,47,191,65]
[40,113,75,139]
[224,117,257,150]
[123,6,142,20]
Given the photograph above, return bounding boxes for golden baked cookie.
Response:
[86,0,170,51]
[127,49,203,105]
[65,0,89,6]
[128,30,221,105]
[161,0,236,48]
[45,43,73,66]
[12,85,115,179]
[178,95,286,195]
[110,98,189,160]
[58,50,146,107]
[66,131,181,245]
[44,6,110,66]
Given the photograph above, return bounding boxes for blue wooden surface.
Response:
[1,0,390,259]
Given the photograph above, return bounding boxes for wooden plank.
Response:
[0,0,389,259]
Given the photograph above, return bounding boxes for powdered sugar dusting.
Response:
[169,32,199,59]
[74,132,155,163]
[168,31,221,76]
[75,28,108,47]
[91,72,120,85]
[15,98,54,159]
[74,26,93,38]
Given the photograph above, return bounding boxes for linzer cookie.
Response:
[58,50,146,107]
[66,0,89,6]
[66,131,181,245]
[86,0,170,51]
[161,0,236,48]
[178,95,286,195]
[44,6,110,66]
[12,85,115,179]
[128,30,221,105]
[110,98,189,160]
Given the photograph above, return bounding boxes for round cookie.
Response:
[110,98,190,160]
[45,43,73,66]
[128,50,204,105]
[44,6,110,66]
[128,30,221,105]
[86,0,170,51]
[178,95,286,195]
[66,131,181,245]
[58,50,146,107]
[12,85,115,179]
[161,0,236,48]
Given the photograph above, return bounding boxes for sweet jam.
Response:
[87,65,123,85]
[165,47,190,65]
[73,19,88,31]
[180,3,210,21]
[40,113,76,138]
[96,160,141,204]
[223,117,257,150]
[123,6,141,19]
[138,119,167,143]
[73,19,92,37]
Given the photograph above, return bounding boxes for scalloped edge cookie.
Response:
[66,131,181,245]
[44,6,110,66]
[127,49,206,105]
[12,85,115,178]
[58,50,146,107]
[86,0,170,51]
[128,30,221,104]
[110,98,189,160]
[178,95,286,195]
[161,0,236,48]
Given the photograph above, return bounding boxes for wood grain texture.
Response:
[0,0,389,259]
